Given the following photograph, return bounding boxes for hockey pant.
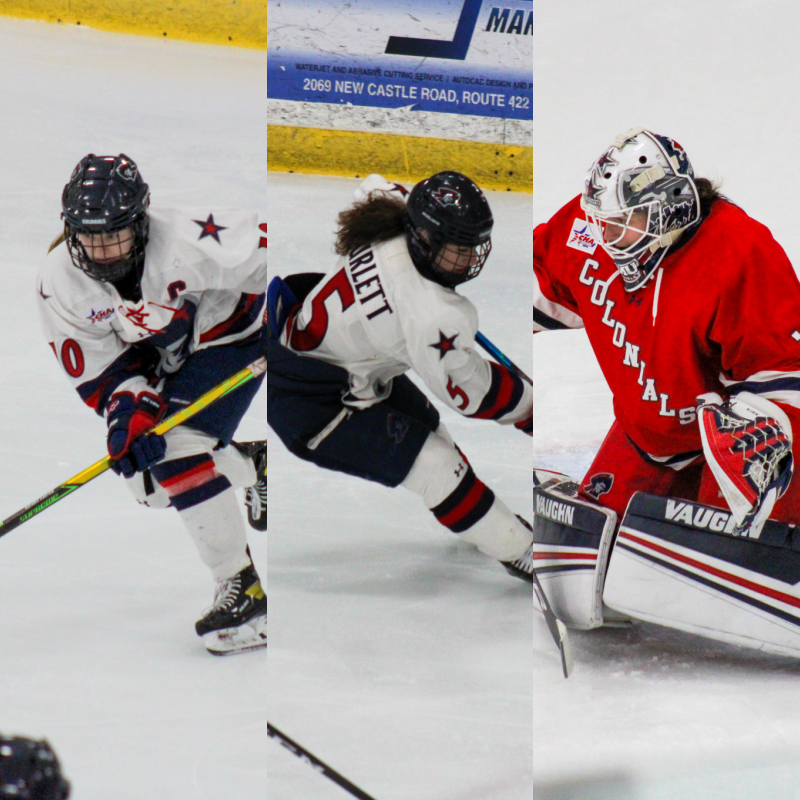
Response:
[124,335,265,582]
[266,339,531,560]
[581,420,800,526]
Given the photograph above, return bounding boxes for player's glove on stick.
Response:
[698,391,794,538]
[106,391,167,478]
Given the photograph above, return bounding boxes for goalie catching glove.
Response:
[106,390,167,478]
[697,391,794,537]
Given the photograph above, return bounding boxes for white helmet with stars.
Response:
[580,128,701,292]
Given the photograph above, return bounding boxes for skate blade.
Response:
[202,615,268,656]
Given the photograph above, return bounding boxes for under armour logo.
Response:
[387,414,410,444]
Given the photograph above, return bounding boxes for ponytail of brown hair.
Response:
[695,177,724,218]
[334,193,407,256]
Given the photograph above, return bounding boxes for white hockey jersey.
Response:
[37,207,268,412]
[279,176,531,426]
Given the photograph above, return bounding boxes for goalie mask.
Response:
[405,171,493,287]
[62,153,150,284]
[580,128,701,292]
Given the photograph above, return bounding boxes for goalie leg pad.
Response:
[604,491,800,658]
[533,471,618,629]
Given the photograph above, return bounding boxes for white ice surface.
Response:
[0,16,533,800]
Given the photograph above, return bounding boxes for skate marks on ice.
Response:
[532,621,800,800]
[567,621,800,678]
[268,418,532,798]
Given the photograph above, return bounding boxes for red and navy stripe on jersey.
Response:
[77,348,155,414]
[198,293,264,345]
[532,305,569,331]
[467,362,525,421]
[724,373,800,411]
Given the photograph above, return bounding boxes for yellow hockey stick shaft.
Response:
[0,356,267,538]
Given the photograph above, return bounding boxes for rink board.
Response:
[267,124,533,193]
[0,0,267,48]
[267,0,533,191]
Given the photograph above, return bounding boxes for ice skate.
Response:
[501,543,534,583]
[235,440,268,531]
[500,517,534,583]
[195,563,268,655]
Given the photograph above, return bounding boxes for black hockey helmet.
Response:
[0,735,70,799]
[405,171,493,287]
[62,153,150,283]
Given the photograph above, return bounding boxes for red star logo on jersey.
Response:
[193,214,228,243]
[430,330,458,360]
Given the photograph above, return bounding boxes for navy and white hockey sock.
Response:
[152,453,251,581]
[401,430,531,560]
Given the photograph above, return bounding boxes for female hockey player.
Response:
[530,128,800,659]
[532,127,800,532]
[37,154,269,656]
[266,172,534,581]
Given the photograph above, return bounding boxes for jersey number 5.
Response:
[446,377,469,410]
[289,268,355,352]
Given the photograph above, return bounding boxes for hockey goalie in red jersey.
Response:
[530,128,800,661]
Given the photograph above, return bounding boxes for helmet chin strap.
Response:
[613,126,648,148]
[649,226,686,254]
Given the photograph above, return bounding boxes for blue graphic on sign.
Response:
[268,57,531,121]
[268,0,532,120]
[386,0,485,60]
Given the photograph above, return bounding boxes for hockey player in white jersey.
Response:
[37,154,269,655]
[266,172,534,581]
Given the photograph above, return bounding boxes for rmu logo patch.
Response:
[583,472,614,499]
[115,161,138,182]
[431,187,461,207]
[566,218,598,254]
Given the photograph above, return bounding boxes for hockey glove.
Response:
[697,391,794,538]
[106,391,167,478]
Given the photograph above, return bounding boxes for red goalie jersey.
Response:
[533,195,800,520]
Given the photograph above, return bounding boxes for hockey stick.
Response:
[0,356,268,540]
[476,331,532,385]
[268,723,378,800]
[534,577,573,679]
[477,334,571,674]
